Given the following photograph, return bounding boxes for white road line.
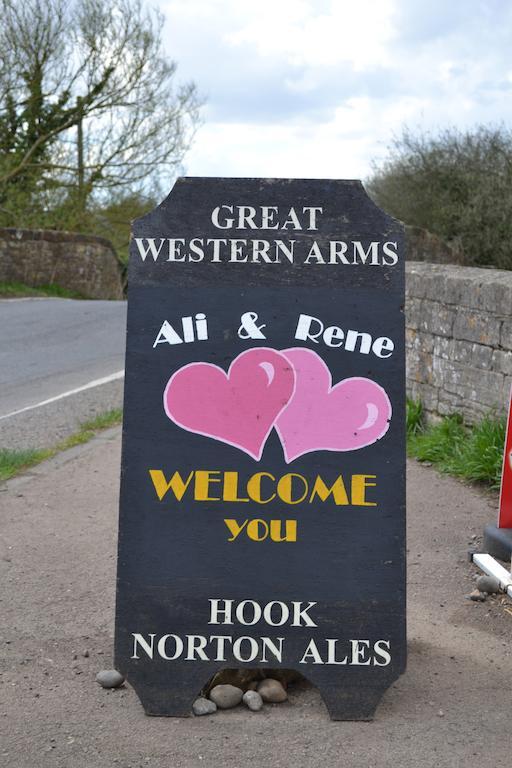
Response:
[0,297,70,302]
[0,370,125,421]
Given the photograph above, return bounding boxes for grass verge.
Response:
[0,409,122,483]
[406,398,506,490]
[0,281,84,299]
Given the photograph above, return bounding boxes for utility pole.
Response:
[76,96,85,221]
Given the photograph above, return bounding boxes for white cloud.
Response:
[181,96,433,180]
[226,0,396,70]
[157,0,512,181]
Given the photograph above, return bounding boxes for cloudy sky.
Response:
[157,0,512,181]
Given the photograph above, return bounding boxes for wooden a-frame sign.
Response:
[115,178,406,720]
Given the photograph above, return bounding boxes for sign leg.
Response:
[124,667,210,717]
[319,684,390,721]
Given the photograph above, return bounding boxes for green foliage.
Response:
[0,409,122,482]
[407,406,506,490]
[0,447,51,481]
[444,416,506,488]
[406,398,423,436]
[79,409,123,434]
[368,126,512,269]
[408,414,466,464]
[89,192,158,264]
[0,281,84,298]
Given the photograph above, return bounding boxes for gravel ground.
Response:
[0,431,511,768]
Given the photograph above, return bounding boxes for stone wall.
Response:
[0,228,124,299]
[406,262,512,422]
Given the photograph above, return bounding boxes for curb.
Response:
[1,425,122,492]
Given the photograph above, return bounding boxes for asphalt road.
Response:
[0,298,127,450]
[0,438,510,767]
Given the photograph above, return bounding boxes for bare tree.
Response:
[0,0,201,223]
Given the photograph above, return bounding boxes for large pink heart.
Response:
[163,347,295,460]
[275,347,392,463]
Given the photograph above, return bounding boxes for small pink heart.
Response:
[164,347,295,460]
[275,347,392,463]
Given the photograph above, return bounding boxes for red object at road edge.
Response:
[498,385,512,528]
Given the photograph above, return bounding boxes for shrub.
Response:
[368,126,512,270]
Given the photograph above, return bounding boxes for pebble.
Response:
[192,698,217,716]
[257,678,287,703]
[95,669,125,689]
[243,690,263,711]
[476,575,500,594]
[209,684,243,709]
[466,589,486,602]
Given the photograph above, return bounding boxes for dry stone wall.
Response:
[406,262,512,422]
[0,228,124,299]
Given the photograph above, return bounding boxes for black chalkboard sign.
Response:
[115,178,406,720]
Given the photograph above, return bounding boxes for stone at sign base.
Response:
[243,690,263,711]
[96,669,125,689]
[193,698,217,716]
[257,679,287,703]
[483,524,512,562]
[209,684,243,709]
